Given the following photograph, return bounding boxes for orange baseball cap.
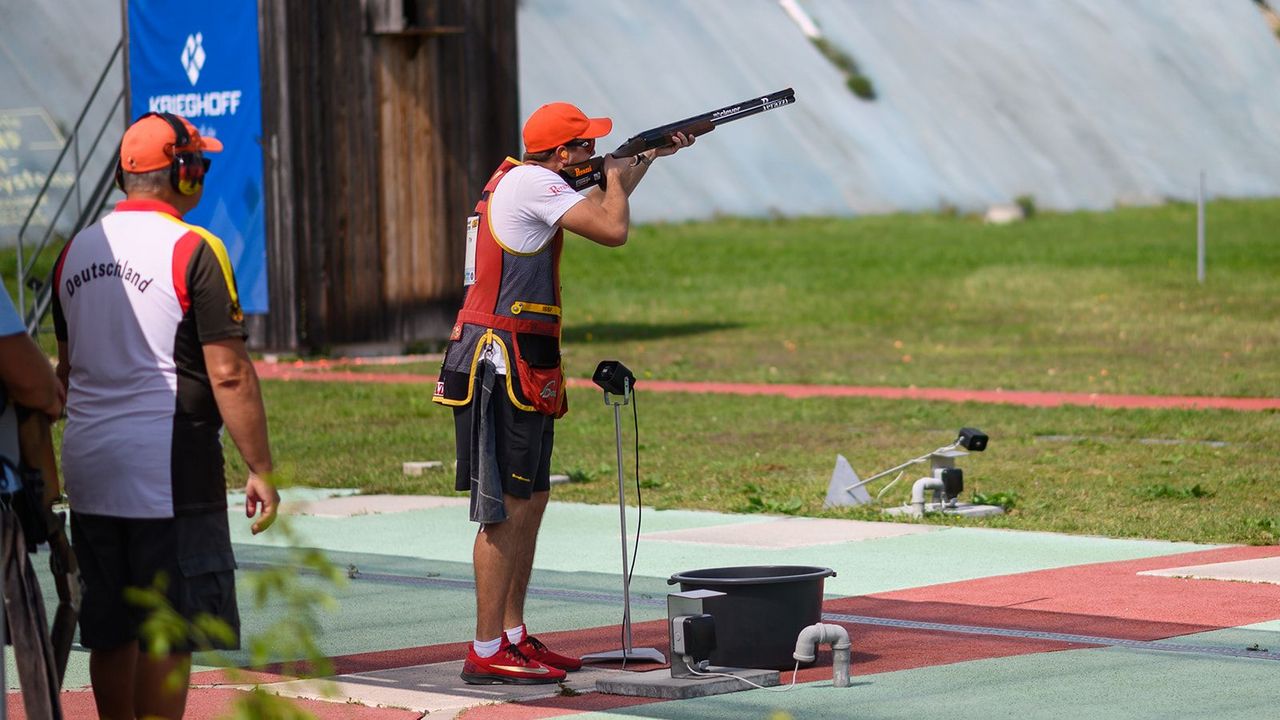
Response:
[119,113,224,173]
[522,102,612,153]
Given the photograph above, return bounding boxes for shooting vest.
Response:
[433,158,567,417]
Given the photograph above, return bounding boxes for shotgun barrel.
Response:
[557,88,797,192]
[612,87,796,158]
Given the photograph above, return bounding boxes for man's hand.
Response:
[602,152,632,178]
[245,471,279,534]
[653,131,695,158]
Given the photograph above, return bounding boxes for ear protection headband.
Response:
[114,112,210,196]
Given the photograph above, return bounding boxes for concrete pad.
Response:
[402,460,444,475]
[644,516,937,548]
[883,503,1005,519]
[595,666,779,699]
[285,494,468,518]
[251,660,622,716]
[1138,556,1280,586]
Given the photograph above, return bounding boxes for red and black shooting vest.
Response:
[433,158,568,417]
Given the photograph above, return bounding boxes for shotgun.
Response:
[17,408,81,685]
[559,88,797,191]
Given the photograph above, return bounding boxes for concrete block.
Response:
[883,502,1004,518]
[595,666,779,699]
[984,203,1024,224]
[403,461,443,476]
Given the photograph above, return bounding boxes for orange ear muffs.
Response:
[171,152,210,196]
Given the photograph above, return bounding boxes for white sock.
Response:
[505,624,526,644]
[473,636,503,658]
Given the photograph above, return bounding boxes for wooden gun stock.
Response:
[612,118,716,158]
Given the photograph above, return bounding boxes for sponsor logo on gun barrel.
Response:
[712,105,743,118]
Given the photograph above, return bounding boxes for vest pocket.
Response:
[512,332,566,417]
[515,332,559,368]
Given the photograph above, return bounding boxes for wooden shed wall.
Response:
[253,0,518,352]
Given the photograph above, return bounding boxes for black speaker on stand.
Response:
[580,361,665,665]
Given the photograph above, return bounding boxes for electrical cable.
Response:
[875,469,907,502]
[682,657,801,692]
[628,389,641,587]
[621,387,642,668]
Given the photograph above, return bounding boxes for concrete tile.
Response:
[1138,556,1280,585]
[595,666,780,699]
[286,494,469,518]
[645,516,937,548]
[248,660,625,716]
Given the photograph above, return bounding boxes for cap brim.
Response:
[198,136,224,153]
[580,117,612,140]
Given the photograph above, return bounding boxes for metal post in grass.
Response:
[1197,170,1206,285]
[581,361,665,666]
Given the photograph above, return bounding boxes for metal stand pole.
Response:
[1,542,6,720]
[581,379,665,665]
[1197,170,1206,285]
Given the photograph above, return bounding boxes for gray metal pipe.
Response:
[793,623,852,688]
[909,476,946,516]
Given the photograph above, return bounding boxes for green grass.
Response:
[20,199,1280,545]
[233,379,1280,545]
[558,200,1280,397]
[221,200,1280,545]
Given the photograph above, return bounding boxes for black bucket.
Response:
[668,565,836,669]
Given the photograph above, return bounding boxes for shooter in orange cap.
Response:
[433,104,693,684]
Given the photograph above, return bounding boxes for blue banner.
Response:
[126,0,267,313]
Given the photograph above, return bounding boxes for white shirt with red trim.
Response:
[486,164,586,254]
[53,199,246,518]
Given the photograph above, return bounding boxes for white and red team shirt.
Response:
[52,199,247,519]
[478,163,584,373]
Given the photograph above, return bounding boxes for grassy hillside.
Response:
[18,200,1280,544]
[241,200,1280,545]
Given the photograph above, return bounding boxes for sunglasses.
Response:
[564,138,595,150]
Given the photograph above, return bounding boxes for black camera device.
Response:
[592,360,635,396]
[957,427,988,452]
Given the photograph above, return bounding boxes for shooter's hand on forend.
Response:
[557,89,793,191]
[652,131,695,158]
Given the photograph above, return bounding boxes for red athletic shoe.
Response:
[460,643,566,685]
[516,635,583,672]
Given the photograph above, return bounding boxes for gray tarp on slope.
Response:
[0,0,123,245]
[3,1,1278,229]
[519,0,1280,222]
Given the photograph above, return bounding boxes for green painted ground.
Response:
[227,491,1212,599]
[3,493,1251,692]
[572,646,1280,720]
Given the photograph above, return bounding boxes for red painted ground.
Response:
[28,547,1276,719]
[252,361,1280,411]
[870,545,1280,629]
[461,545,1280,719]
[7,688,422,720]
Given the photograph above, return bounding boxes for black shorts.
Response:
[70,510,240,652]
[454,378,554,499]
